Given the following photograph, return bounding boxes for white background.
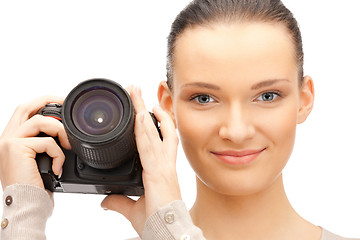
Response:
[0,0,359,239]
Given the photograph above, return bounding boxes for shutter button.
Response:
[5,196,12,206]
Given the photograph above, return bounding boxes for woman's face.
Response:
[160,22,314,196]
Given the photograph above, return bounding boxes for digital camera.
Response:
[36,78,159,196]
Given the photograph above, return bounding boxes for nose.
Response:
[218,104,255,144]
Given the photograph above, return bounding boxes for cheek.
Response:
[261,102,298,150]
[174,102,223,182]
[256,100,298,181]
[175,105,216,157]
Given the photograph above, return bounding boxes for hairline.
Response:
[167,19,303,91]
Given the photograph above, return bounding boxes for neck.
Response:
[190,174,321,240]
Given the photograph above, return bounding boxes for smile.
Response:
[211,148,266,165]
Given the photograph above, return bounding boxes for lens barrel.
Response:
[62,79,136,169]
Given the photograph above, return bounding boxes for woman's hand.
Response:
[0,96,71,190]
[101,86,181,236]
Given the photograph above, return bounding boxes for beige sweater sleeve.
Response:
[140,201,360,240]
[1,185,358,240]
[0,184,54,240]
[142,200,206,240]
[321,228,360,240]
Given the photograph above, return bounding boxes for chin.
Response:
[197,169,282,197]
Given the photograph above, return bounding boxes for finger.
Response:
[15,114,71,150]
[2,95,65,137]
[125,85,134,95]
[152,105,178,147]
[128,86,147,114]
[101,195,136,220]
[144,110,163,140]
[14,95,64,123]
[21,137,65,176]
[134,111,161,153]
[129,86,161,141]
[134,112,169,174]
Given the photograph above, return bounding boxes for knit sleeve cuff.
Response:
[1,184,54,240]
[142,200,205,240]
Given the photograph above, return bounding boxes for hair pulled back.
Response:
[166,0,304,89]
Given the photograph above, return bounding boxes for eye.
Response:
[256,92,280,102]
[191,94,216,104]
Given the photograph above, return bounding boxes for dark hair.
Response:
[166,0,304,90]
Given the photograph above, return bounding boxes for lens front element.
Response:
[72,89,124,136]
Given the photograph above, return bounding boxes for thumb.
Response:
[101,195,136,220]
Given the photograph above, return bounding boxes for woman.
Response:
[0,0,358,239]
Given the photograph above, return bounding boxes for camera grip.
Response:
[34,130,61,175]
[35,104,63,190]
[35,150,62,191]
[36,152,53,174]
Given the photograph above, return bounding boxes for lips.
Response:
[211,148,265,165]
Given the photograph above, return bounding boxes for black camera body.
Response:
[36,79,157,196]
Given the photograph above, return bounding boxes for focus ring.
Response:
[68,116,136,169]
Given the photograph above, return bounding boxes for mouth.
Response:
[211,148,266,166]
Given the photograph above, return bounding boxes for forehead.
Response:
[172,22,297,86]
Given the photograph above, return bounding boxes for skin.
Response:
[157,22,318,239]
[0,90,181,237]
[0,96,71,189]
[0,22,318,239]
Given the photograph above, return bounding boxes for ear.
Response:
[297,76,315,124]
[157,81,176,127]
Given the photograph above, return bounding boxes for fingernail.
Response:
[127,85,134,94]
[100,201,108,210]
[135,86,142,96]
[58,168,63,179]
[139,111,145,123]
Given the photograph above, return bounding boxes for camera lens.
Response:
[72,89,123,136]
[62,79,137,170]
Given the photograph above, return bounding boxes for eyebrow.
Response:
[251,79,290,90]
[181,82,221,90]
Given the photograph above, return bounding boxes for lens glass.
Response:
[72,88,124,136]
